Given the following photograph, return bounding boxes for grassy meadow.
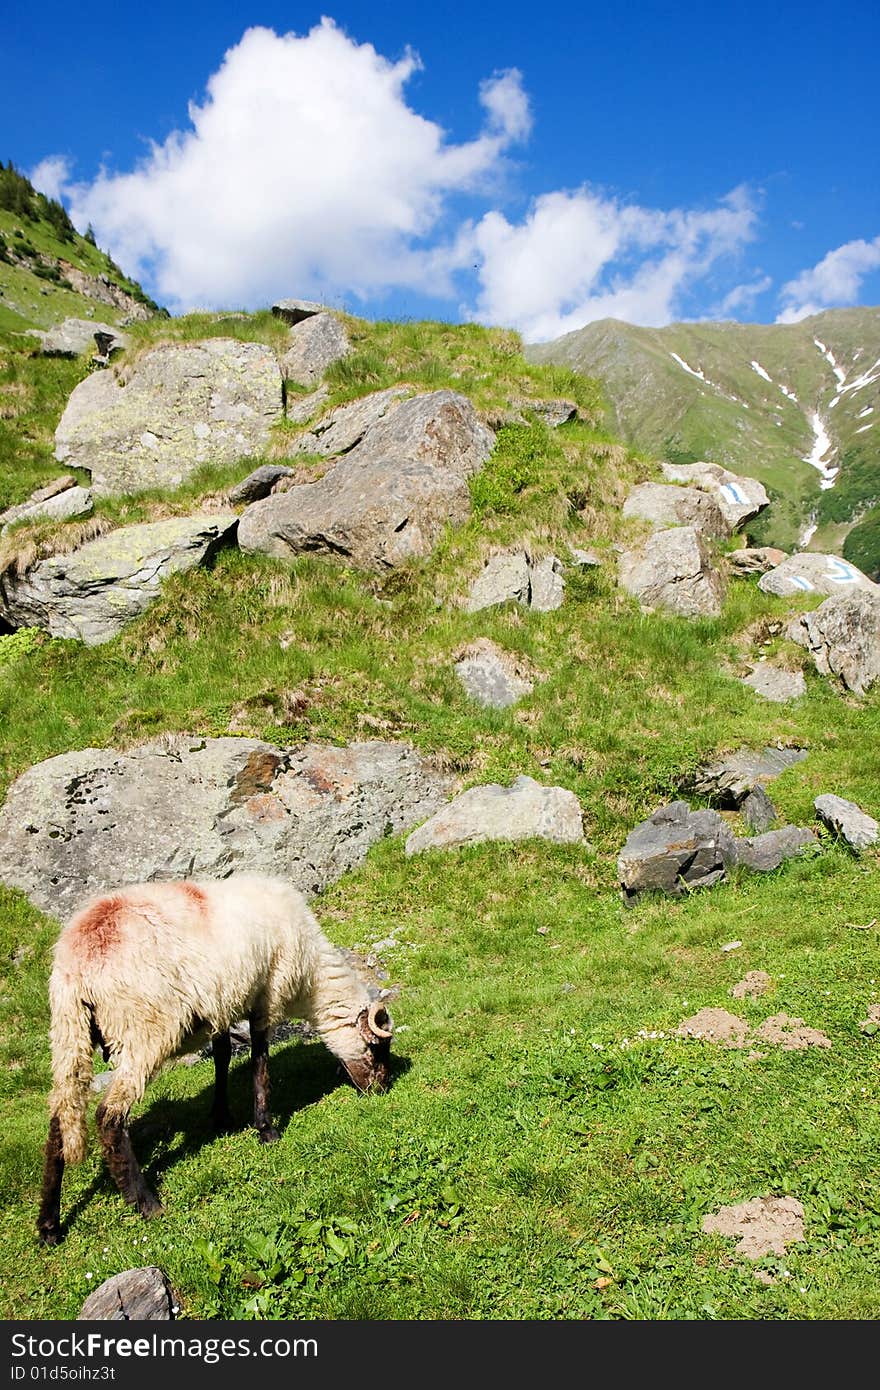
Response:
[0,309,878,1320]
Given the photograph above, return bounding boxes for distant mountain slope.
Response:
[526,308,880,570]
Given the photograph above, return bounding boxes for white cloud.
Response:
[717,274,773,315]
[461,185,759,341]
[60,19,529,310]
[28,155,72,203]
[777,236,880,322]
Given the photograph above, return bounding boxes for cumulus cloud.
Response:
[777,236,880,322]
[717,274,773,315]
[460,186,759,341]
[29,155,73,203]
[59,19,529,310]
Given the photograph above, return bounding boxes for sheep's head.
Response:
[340,1001,394,1093]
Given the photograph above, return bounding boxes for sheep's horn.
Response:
[367,1001,393,1039]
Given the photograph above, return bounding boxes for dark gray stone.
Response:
[741,786,777,834]
[733,826,816,872]
[814,794,879,850]
[227,465,294,505]
[78,1267,174,1321]
[271,298,325,325]
[690,745,808,806]
[617,801,738,902]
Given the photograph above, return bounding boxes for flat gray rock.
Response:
[287,387,410,457]
[227,464,294,505]
[623,482,728,538]
[0,736,452,917]
[509,397,578,427]
[759,552,877,598]
[660,461,769,530]
[727,546,787,576]
[618,801,737,902]
[465,550,565,612]
[78,1267,174,1321]
[285,384,330,424]
[618,526,726,618]
[0,513,238,644]
[238,391,494,570]
[691,745,808,806]
[405,775,584,854]
[528,554,565,611]
[1,483,92,534]
[39,318,128,358]
[733,826,815,872]
[455,640,534,709]
[271,298,325,325]
[740,663,806,702]
[279,312,351,387]
[814,794,879,850]
[741,786,777,834]
[788,590,880,695]
[55,339,283,495]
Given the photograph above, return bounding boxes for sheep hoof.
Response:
[258,1125,280,1145]
[37,1223,61,1247]
[138,1193,163,1219]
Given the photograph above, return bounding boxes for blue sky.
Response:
[4,1,879,338]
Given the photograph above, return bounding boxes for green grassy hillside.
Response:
[526,309,880,571]
[1,302,879,1321]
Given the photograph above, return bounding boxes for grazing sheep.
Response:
[37,874,394,1245]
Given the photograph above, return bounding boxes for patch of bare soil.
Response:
[755,1013,832,1050]
[731,970,772,999]
[859,1003,880,1033]
[676,1008,751,1048]
[702,1195,805,1259]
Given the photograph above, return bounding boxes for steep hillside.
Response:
[526,309,880,571]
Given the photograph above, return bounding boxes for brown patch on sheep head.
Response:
[341,1002,394,1093]
[68,895,123,962]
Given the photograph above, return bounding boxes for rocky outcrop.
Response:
[660,461,769,530]
[465,550,565,613]
[787,590,880,695]
[759,552,878,598]
[55,340,283,495]
[1,477,92,534]
[238,390,495,570]
[0,736,452,917]
[279,313,351,386]
[814,794,879,850]
[78,1268,175,1321]
[0,513,237,644]
[286,387,409,456]
[38,318,128,358]
[739,663,806,702]
[689,745,807,806]
[618,526,726,618]
[623,482,728,538]
[57,264,153,321]
[454,639,534,708]
[405,775,584,854]
[271,298,326,325]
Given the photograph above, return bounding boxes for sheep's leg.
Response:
[249,1020,279,1144]
[95,1101,162,1218]
[36,1114,65,1246]
[209,1030,235,1130]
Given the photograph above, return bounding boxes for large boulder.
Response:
[287,387,410,456]
[0,736,452,917]
[55,340,283,495]
[660,461,769,530]
[690,745,808,806]
[38,318,128,358]
[623,482,728,538]
[618,801,737,902]
[788,590,880,695]
[758,552,878,598]
[0,513,237,644]
[279,313,351,386]
[618,526,726,617]
[238,390,495,570]
[405,775,584,854]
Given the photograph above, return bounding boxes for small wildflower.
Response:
[85,1273,93,1281]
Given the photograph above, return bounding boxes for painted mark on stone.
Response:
[789,576,815,591]
[721,482,748,505]
[827,558,858,583]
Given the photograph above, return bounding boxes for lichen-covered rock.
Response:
[528,554,565,611]
[788,590,880,695]
[0,513,238,644]
[39,318,128,358]
[287,387,410,457]
[279,312,351,386]
[814,793,879,850]
[509,397,578,427]
[405,775,584,854]
[55,339,283,495]
[759,552,877,598]
[623,482,728,538]
[238,391,494,570]
[78,1268,174,1321]
[0,736,452,917]
[618,526,726,618]
[465,551,565,613]
[660,461,769,530]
